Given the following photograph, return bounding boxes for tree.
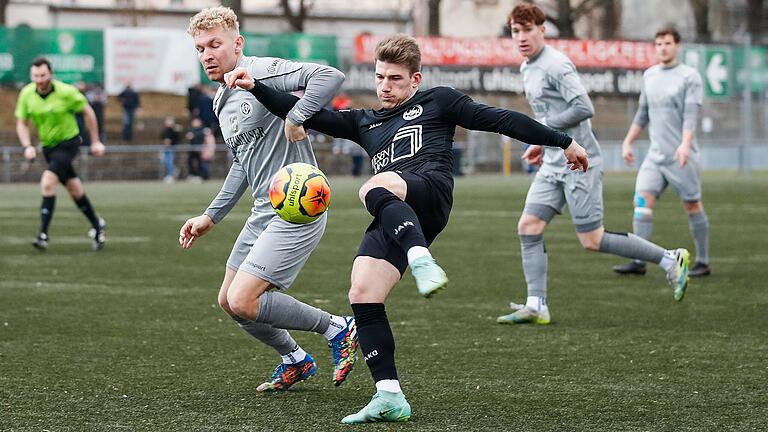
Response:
[534,0,620,39]
[427,0,441,36]
[280,0,316,33]
[1,0,9,26]
[746,0,764,42]
[688,0,711,42]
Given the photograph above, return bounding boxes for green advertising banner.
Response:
[733,46,768,93]
[0,28,13,83]
[200,33,338,83]
[0,27,104,85]
[244,33,338,67]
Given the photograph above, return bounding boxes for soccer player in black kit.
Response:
[224,34,588,423]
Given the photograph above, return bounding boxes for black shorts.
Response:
[357,170,454,275]
[42,136,82,184]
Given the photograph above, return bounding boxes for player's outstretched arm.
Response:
[179,214,214,249]
[434,87,588,171]
[225,67,360,142]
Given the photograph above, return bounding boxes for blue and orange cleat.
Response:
[256,354,317,392]
[329,316,358,386]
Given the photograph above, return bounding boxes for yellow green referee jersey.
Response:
[15,80,88,148]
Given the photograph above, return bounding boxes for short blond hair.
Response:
[187,6,240,36]
[375,34,421,75]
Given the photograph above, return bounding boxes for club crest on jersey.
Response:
[240,101,252,117]
[403,104,423,121]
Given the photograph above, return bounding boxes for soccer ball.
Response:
[268,162,331,224]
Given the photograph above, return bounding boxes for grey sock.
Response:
[632,215,653,265]
[688,211,709,264]
[520,234,547,298]
[232,316,297,355]
[599,231,665,264]
[255,291,331,334]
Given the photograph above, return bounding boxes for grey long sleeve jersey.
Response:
[203,56,344,224]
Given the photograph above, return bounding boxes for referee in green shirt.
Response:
[15,57,107,251]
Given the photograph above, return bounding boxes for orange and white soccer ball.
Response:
[268,162,331,224]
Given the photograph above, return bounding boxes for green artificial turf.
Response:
[1,172,766,431]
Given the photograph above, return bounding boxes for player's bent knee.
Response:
[517,216,546,236]
[227,292,259,321]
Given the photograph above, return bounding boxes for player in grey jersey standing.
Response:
[498,5,691,326]
[613,26,711,278]
[178,7,357,393]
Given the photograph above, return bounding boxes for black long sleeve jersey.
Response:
[250,83,573,175]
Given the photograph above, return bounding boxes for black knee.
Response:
[364,187,400,217]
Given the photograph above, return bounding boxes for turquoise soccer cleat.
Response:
[497,302,551,325]
[256,354,317,393]
[667,248,690,302]
[410,256,448,298]
[341,390,412,424]
[329,316,358,386]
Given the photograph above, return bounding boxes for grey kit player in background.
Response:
[497,5,691,326]
[614,26,711,278]
[178,6,358,394]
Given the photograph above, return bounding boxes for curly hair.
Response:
[509,3,546,26]
[187,6,240,36]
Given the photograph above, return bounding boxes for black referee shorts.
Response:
[42,136,82,184]
[357,170,454,275]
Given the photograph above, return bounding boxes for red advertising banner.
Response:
[355,34,657,70]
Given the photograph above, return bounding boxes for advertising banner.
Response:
[105,28,200,95]
[0,27,103,84]
[354,34,656,70]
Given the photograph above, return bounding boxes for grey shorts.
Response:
[635,157,702,202]
[226,211,327,290]
[523,167,604,233]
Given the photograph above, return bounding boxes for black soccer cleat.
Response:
[32,233,48,251]
[88,218,106,250]
[612,260,647,275]
[688,261,711,277]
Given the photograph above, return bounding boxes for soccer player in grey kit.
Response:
[613,26,711,278]
[498,5,691,325]
[178,7,357,392]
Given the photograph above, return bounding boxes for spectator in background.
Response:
[186,117,206,182]
[188,84,219,140]
[330,93,365,176]
[74,82,91,149]
[118,84,140,141]
[199,123,216,181]
[86,83,107,143]
[160,116,180,183]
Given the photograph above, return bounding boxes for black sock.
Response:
[74,195,100,229]
[364,187,427,252]
[40,196,56,235]
[351,303,398,382]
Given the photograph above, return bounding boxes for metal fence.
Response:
[2,135,766,184]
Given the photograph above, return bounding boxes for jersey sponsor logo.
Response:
[229,115,239,134]
[225,126,267,157]
[402,104,423,120]
[368,122,382,130]
[370,125,423,173]
[240,101,252,117]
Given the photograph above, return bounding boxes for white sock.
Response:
[525,296,547,311]
[375,379,402,393]
[280,345,307,364]
[659,250,676,271]
[323,315,347,340]
[406,246,431,265]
